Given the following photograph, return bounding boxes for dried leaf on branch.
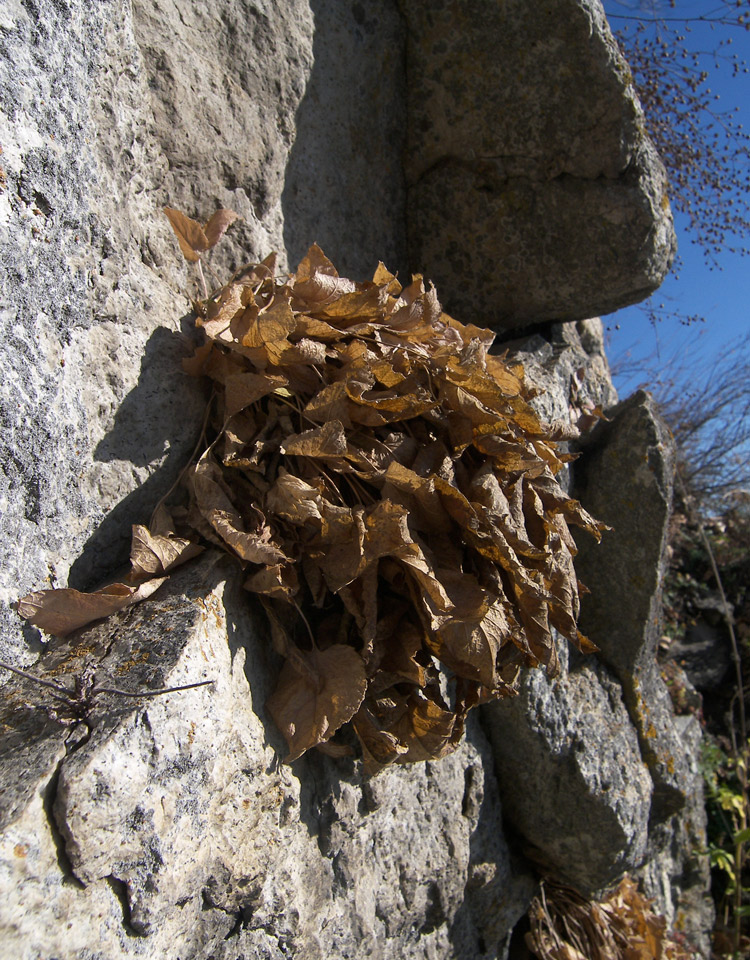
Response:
[17,213,607,772]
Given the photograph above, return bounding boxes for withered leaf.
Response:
[303,381,352,425]
[244,563,299,600]
[18,236,606,773]
[17,578,167,638]
[130,524,204,579]
[225,371,287,418]
[430,600,509,689]
[164,207,239,262]
[191,456,288,564]
[266,644,367,761]
[389,691,458,764]
[280,421,347,460]
[164,207,209,262]
[202,208,239,248]
[352,703,409,776]
[265,473,325,524]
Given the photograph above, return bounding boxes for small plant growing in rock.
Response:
[17,209,606,773]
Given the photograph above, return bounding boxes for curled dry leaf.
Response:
[17,578,167,638]
[164,206,239,262]
[130,524,204,579]
[16,217,606,774]
[266,644,368,761]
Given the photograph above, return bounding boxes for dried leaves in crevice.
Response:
[18,212,606,773]
[526,876,695,960]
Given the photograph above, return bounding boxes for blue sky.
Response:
[602,1,750,396]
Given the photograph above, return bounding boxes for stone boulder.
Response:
[573,390,713,952]
[0,553,534,960]
[401,0,676,327]
[483,638,653,894]
[575,391,691,822]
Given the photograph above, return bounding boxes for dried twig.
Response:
[0,660,213,726]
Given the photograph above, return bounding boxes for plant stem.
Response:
[197,258,209,300]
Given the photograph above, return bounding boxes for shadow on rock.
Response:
[448,714,537,960]
[68,324,207,590]
[281,0,407,280]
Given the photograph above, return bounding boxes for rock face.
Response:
[0,553,534,959]
[401,0,676,327]
[573,391,714,954]
[484,639,654,894]
[0,1,709,958]
[575,392,691,821]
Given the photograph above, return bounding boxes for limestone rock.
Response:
[280,0,408,280]
[0,555,533,960]
[638,714,714,959]
[576,391,676,679]
[0,0,406,666]
[503,318,619,426]
[0,0,711,954]
[666,615,733,694]
[401,0,676,327]
[0,0,313,668]
[574,391,691,820]
[483,638,653,895]
[571,390,712,953]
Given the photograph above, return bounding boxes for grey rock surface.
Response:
[484,637,653,895]
[0,0,406,666]
[401,0,676,327]
[575,390,691,822]
[503,318,619,426]
[571,389,712,955]
[281,0,408,280]
[638,713,714,959]
[576,391,676,679]
[0,554,534,960]
[0,0,305,666]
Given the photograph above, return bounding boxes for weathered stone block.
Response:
[574,390,691,821]
[484,638,653,895]
[401,0,676,326]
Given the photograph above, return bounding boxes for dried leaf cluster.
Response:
[527,876,695,960]
[18,208,605,772]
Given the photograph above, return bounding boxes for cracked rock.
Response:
[483,636,653,896]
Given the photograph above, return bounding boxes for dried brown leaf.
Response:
[191,456,287,564]
[224,371,287,418]
[244,563,299,600]
[164,207,209,262]
[389,691,458,764]
[37,237,606,771]
[17,577,167,638]
[202,208,239,249]
[130,524,204,579]
[266,473,325,524]
[280,421,347,460]
[266,644,367,761]
[352,703,409,775]
[430,600,511,688]
[182,341,215,376]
